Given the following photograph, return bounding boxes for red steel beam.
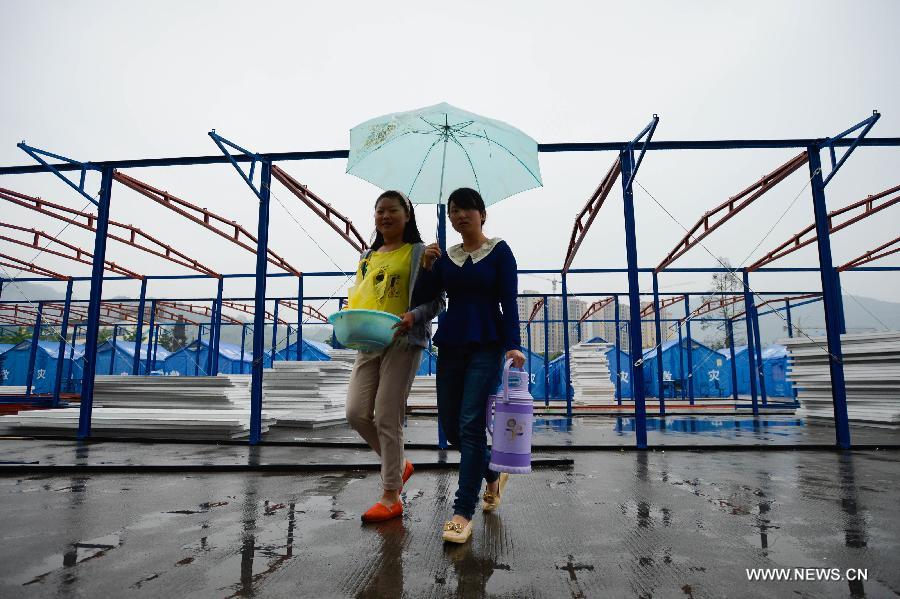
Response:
[0,303,122,328]
[656,151,809,271]
[748,183,900,271]
[0,222,142,279]
[579,296,615,323]
[639,295,684,317]
[0,187,219,278]
[271,165,368,254]
[276,299,329,323]
[157,301,243,325]
[0,253,69,280]
[562,158,621,274]
[839,235,900,271]
[0,303,100,327]
[98,301,200,325]
[221,300,289,325]
[732,293,820,319]
[113,171,301,276]
[685,296,744,321]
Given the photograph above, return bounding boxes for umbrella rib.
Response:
[448,134,482,195]
[406,136,445,200]
[455,131,542,185]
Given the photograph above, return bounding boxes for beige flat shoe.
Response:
[482,472,509,512]
[442,519,473,543]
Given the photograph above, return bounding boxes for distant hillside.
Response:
[0,281,69,303]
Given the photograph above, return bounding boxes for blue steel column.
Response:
[151,325,160,370]
[109,324,119,375]
[67,325,78,392]
[195,324,203,376]
[834,269,847,334]
[542,296,549,406]
[527,320,533,393]
[52,280,74,407]
[561,273,573,417]
[807,147,851,448]
[436,204,447,251]
[726,319,738,401]
[296,277,303,360]
[741,270,760,416]
[677,324,686,401]
[614,295,622,405]
[270,300,279,367]
[620,150,648,448]
[249,161,272,445]
[25,302,43,402]
[785,300,794,338]
[78,166,114,439]
[683,295,695,405]
[240,323,247,374]
[211,277,224,374]
[651,272,665,413]
[750,298,768,405]
[143,301,156,373]
[205,303,214,374]
[132,278,148,375]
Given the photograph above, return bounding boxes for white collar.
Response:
[447,237,502,267]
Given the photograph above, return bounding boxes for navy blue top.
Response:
[412,240,521,352]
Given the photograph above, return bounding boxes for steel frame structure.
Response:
[1,113,897,448]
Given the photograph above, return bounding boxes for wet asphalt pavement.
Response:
[1,446,898,598]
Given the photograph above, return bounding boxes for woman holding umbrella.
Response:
[409,187,526,544]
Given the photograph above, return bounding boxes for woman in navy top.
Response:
[412,187,526,544]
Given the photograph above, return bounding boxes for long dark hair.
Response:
[370,190,423,251]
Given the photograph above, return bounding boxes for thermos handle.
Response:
[487,359,515,436]
[501,358,513,404]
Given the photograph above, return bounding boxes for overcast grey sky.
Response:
[1,1,898,319]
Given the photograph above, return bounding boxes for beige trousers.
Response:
[345,338,423,490]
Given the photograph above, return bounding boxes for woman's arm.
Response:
[497,242,522,352]
[411,255,443,308]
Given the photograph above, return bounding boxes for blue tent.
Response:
[583,336,607,344]
[523,348,551,399]
[729,344,792,397]
[0,340,85,394]
[642,339,732,398]
[96,340,171,375]
[162,340,252,375]
[523,353,567,400]
[605,346,633,399]
[272,338,332,362]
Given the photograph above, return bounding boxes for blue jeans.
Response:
[436,344,503,520]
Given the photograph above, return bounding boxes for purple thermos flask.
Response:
[486,359,533,474]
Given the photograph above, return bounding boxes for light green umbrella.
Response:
[346,102,542,206]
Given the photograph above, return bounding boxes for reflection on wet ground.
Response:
[1,450,898,597]
[289,414,900,446]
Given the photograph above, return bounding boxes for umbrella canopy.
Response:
[347,102,542,206]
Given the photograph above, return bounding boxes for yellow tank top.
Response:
[346,243,413,316]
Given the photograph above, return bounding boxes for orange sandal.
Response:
[402,460,414,486]
[361,501,403,523]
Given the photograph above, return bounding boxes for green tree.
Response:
[699,257,745,350]
[0,326,32,344]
